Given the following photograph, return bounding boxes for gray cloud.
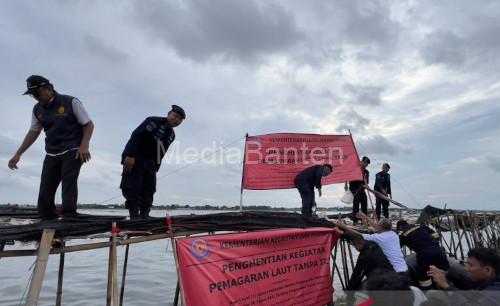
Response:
[133,0,303,62]
[82,35,129,63]
[1,1,500,211]
[358,135,404,156]
[343,84,384,106]
[336,109,370,134]
[486,155,500,173]
[417,2,500,70]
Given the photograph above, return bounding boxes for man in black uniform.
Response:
[346,156,370,225]
[120,105,185,219]
[294,164,333,217]
[396,219,449,289]
[374,163,391,219]
[8,75,94,220]
[346,234,394,291]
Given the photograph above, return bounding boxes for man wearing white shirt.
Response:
[333,213,408,273]
[8,75,94,219]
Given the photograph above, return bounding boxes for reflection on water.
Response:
[0,209,348,306]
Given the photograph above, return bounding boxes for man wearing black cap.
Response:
[345,156,370,225]
[8,75,94,219]
[375,163,392,219]
[294,164,333,217]
[120,105,185,219]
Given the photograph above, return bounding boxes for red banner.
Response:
[175,228,339,306]
[243,133,363,190]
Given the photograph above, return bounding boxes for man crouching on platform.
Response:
[294,164,333,217]
[120,105,185,219]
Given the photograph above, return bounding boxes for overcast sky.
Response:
[1,0,499,210]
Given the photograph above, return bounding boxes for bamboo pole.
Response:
[173,280,180,306]
[459,214,473,252]
[55,240,66,306]
[171,238,186,306]
[25,228,55,306]
[446,214,457,259]
[119,244,130,306]
[0,233,175,258]
[106,222,119,306]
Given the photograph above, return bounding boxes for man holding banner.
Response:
[294,164,333,217]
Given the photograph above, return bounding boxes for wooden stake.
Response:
[119,243,130,306]
[55,241,66,306]
[25,228,55,306]
[106,222,119,306]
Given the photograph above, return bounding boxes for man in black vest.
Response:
[120,105,185,219]
[345,156,370,225]
[396,220,449,289]
[375,163,392,219]
[294,164,333,217]
[8,75,94,220]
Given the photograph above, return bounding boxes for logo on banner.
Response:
[191,239,210,259]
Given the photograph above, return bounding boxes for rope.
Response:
[354,136,423,209]
[96,136,246,205]
[18,259,36,306]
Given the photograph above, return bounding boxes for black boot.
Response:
[128,207,140,219]
[140,208,151,219]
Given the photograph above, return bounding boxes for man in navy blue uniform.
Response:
[294,164,333,217]
[397,220,449,289]
[8,75,94,220]
[120,105,185,219]
[374,163,392,219]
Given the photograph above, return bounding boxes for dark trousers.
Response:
[297,185,315,217]
[416,247,450,289]
[120,159,156,219]
[38,150,82,218]
[376,197,390,219]
[352,189,368,223]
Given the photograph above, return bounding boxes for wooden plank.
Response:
[25,229,55,306]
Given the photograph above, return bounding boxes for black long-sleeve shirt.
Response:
[294,165,325,191]
[346,241,395,291]
[399,224,440,253]
[374,171,391,194]
[122,117,175,171]
[349,168,369,194]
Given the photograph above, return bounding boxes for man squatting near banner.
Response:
[345,156,370,225]
[294,164,333,217]
[120,105,185,219]
[8,75,94,220]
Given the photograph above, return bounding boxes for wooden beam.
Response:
[25,229,55,306]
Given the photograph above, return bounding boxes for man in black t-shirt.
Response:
[346,156,370,225]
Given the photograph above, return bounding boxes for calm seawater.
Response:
[0,209,348,306]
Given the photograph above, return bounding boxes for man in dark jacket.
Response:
[8,75,94,220]
[397,220,449,289]
[374,163,391,219]
[346,234,395,291]
[346,156,370,225]
[120,105,185,219]
[428,248,500,305]
[294,164,332,217]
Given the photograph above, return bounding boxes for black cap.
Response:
[362,156,371,164]
[383,163,390,168]
[171,105,186,119]
[23,75,50,95]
